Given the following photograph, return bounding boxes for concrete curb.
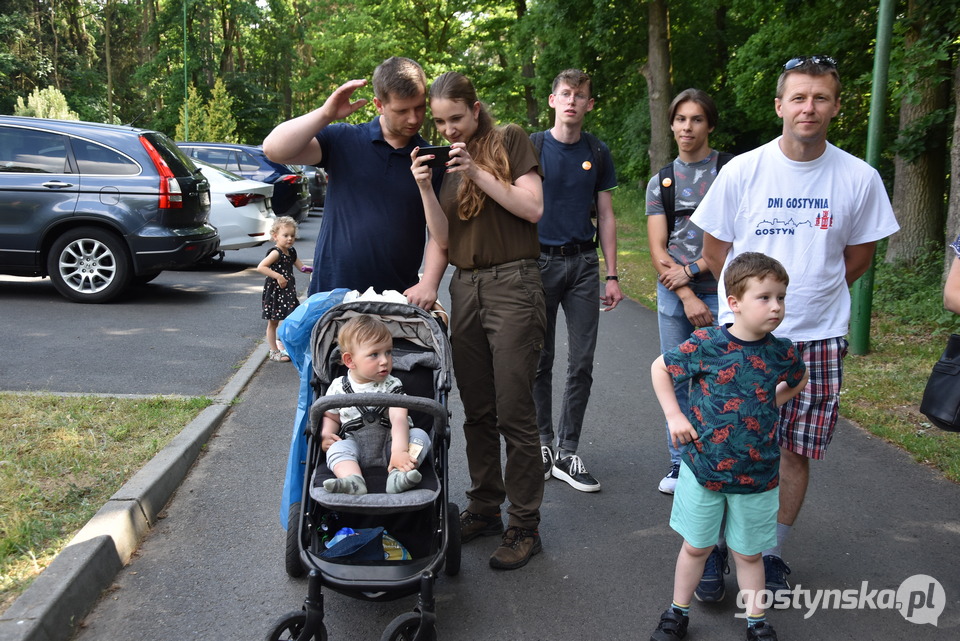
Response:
[0,343,270,641]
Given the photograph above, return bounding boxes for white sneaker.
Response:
[658,462,681,494]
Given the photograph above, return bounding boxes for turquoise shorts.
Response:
[669,464,778,555]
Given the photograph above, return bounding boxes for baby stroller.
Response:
[268,299,460,641]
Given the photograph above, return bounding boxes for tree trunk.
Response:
[641,0,673,174]
[944,58,960,276]
[885,37,950,265]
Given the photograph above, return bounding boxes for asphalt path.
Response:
[63,224,960,639]
[0,213,323,396]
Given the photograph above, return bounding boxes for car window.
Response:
[0,127,69,173]
[196,160,244,182]
[72,139,140,175]
[238,151,261,174]
[143,133,196,175]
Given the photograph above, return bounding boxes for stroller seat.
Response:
[310,460,440,514]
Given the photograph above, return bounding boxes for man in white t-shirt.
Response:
[692,56,900,597]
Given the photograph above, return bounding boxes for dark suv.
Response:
[0,116,218,303]
[177,142,310,222]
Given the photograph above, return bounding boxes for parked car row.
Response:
[176,142,311,222]
[0,116,316,303]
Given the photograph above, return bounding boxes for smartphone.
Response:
[416,145,452,168]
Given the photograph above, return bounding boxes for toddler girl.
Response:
[257,216,312,362]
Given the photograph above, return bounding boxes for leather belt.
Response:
[540,240,596,256]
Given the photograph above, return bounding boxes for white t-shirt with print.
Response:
[691,137,899,342]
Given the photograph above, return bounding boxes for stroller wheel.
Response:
[443,501,461,577]
[267,610,328,641]
[285,502,306,578]
[381,612,437,641]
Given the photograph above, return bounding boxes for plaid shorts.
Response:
[778,337,848,459]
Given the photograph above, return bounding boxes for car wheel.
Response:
[47,227,132,303]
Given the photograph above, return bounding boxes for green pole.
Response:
[183,0,189,141]
[849,0,894,355]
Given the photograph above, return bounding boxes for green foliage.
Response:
[873,242,960,336]
[13,85,79,120]
[175,84,207,142]
[205,79,238,143]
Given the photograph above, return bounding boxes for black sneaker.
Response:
[695,544,729,602]
[552,454,601,492]
[650,608,689,641]
[658,462,680,494]
[459,510,503,543]
[541,445,554,481]
[489,526,542,570]
[763,555,792,597]
[746,621,779,640]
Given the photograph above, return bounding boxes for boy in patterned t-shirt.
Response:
[649,252,808,641]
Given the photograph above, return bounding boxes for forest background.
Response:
[2,0,959,269]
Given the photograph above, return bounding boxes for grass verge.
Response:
[0,393,212,612]
[607,185,960,483]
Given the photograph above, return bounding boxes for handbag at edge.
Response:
[920,333,960,432]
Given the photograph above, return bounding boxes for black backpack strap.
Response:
[658,162,677,234]
[717,151,734,171]
[530,130,545,156]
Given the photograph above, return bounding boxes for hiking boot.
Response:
[763,555,792,597]
[552,454,601,492]
[658,462,681,494]
[459,510,503,543]
[650,607,689,641]
[695,544,729,602]
[489,526,542,570]
[541,445,554,481]
[746,621,779,641]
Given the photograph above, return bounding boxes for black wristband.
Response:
[605,275,619,281]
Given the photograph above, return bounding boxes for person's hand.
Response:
[410,148,434,187]
[321,79,369,122]
[403,281,438,310]
[321,432,341,452]
[276,275,288,289]
[444,143,476,178]
[389,449,417,473]
[682,296,714,328]
[600,278,624,311]
[658,259,691,290]
[668,417,699,449]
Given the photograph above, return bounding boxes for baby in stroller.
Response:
[320,315,432,495]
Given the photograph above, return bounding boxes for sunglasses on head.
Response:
[783,55,837,71]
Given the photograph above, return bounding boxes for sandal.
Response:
[268,349,290,362]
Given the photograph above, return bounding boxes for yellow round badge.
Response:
[582,161,592,171]
[661,177,673,188]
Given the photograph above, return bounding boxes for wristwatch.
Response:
[688,263,701,279]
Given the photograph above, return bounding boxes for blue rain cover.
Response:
[276,288,349,528]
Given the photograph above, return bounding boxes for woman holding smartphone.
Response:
[410,71,546,571]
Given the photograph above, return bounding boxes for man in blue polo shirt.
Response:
[533,69,623,493]
[263,57,444,308]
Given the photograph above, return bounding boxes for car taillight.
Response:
[279,174,300,184]
[139,136,183,209]
[226,193,265,208]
